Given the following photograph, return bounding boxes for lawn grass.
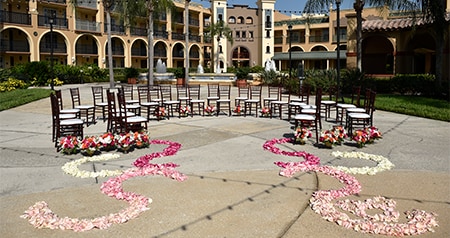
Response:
[375,95,450,122]
[0,88,52,111]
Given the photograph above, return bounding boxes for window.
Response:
[266,46,270,53]
[266,30,270,38]
[236,31,240,38]
[228,16,236,24]
[238,16,244,24]
[219,45,223,53]
[246,17,253,24]
[242,31,246,39]
[249,31,254,39]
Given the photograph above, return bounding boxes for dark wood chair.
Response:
[244,85,262,117]
[188,84,205,117]
[138,85,160,121]
[206,83,219,106]
[117,91,148,132]
[216,85,231,116]
[69,87,96,126]
[347,90,376,134]
[160,85,180,118]
[294,88,322,144]
[50,93,83,147]
[263,86,281,108]
[234,86,249,108]
[91,86,108,122]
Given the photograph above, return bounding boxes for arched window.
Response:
[228,16,236,24]
[246,17,253,24]
[238,16,244,24]
[266,46,270,53]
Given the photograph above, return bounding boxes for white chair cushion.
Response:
[321,100,336,105]
[301,108,315,114]
[126,116,147,123]
[348,113,370,119]
[336,103,356,109]
[60,118,84,125]
[294,114,315,120]
[75,105,94,109]
[346,108,366,113]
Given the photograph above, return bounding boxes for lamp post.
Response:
[288,24,292,80]
[336,0,341,101]
[49,13,55,90]
[184,0,191,86]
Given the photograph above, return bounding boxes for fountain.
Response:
[156,59,166,73]
[197,65,204,74]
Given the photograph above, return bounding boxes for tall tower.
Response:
[257,0,276,66]
[210,0,228,73]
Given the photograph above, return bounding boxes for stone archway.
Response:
[231,46,250,67]
[408,33,436,74]
[39,31,68,65]
[362,36,394,74]
[105,37,125,68]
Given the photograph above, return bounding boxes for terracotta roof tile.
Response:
[362,13,450,32]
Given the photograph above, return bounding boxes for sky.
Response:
[191,0,357,14]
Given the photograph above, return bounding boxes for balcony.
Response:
[189,18,199,26]
[0,11,31,25]
[155,50,167,58]
[131,27,147,36]
[104,23,125,35]
[76,20,101,32]
[40,44,67,54]
[154,31,169,39]
[78,1,97,9]
[172,32,185,41]
[203,36,212,44]
[174,15,183,24]
[309,35,329,43]
[204,52,211,59]
[38,15,68,29]
[288,35,306,44]
[274,37,283,44]
[332,34,348,43]
[131,48,147,56]
[105,48,124,56]
[189,51,200,58]
[76,44,98,54]
[189,35,201,42]
[0,39,30,52]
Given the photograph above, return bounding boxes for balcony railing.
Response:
[274,37,283,44]
[204,36,212,44]
[131,48,147,56]
[189,18,199,26]
[76,44,98,54]
[174,15,183,24]
[288,35,306,44]
[154,31,168,39]
[204,52,211,59]
[0,10,31,25]
[155,50,167,58]
[38,15,68,29]
[40,44,67,53]
[76,20,101,32]
[309,35,329,43]
[332,34,348,42]
[105,48,124,55]
[172,32,185,40]
[0,39,30,52]
[189,35,201,42]
[189,52,199,58]
[104,23,125,34]
[78,1,97,9]
[131,27,147,36]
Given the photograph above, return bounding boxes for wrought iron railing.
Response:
[0,10,31,25]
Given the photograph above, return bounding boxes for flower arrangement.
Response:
[293,127,312,144]
[59,135,79,154]
[204,105,216,115]
[133,131,150,148]
[154,107,167,120]
[320,126,348,148]
[352,126,382,148]
[80,136,100,156]
[98,132,116,151]
[233,105,244,115]
[261,107,271,117]
[332,126,348,145]
[116,132,135,152]
[179,105,191,117]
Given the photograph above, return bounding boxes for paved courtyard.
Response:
[0,83,449,237]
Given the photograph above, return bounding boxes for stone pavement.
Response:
[0,83,449,237]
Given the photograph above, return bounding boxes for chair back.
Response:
[159,85,173,101]
[148,85,162,104]
[207,84,219,98]
[351,86,361,106]
[116,91,128,120]
[137,85,149,103]
[314,88,323,116]
[249,85,262,100]
[267,86,281,100]
[55,90,65,110]
[300,84,311,104]
[218,85,231,99]
[176,85,189,99]
[188,84,201,100]
[50,93,60,120]
[237,86,249,98]
[326,86,338,102]
[91,86,105,105]
[367,90,376,115]
[121,85,135,100]
[69,88,81,107]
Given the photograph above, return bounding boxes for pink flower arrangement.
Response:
[261,107,271,117]
[320,126,348,148]
[154,107,167,120]
[233,105,243,114]
[293,127,312,144]
[133,131,150,148]
[59,136,79,154]
[204,105,216,115]
[116,132,134,152]
[80,136,100,156]
[352,126,382,148]
[179,105,191,116]
[98,132,116,151]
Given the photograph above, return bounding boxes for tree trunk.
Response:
[354,0,364,71]
[185,0,190,86]
[148,3,154,86]
[106,11,114,89]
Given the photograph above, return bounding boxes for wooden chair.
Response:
[160,85,180,118]
[335,86,361,124]
[50,93,83,146]
[270,91,290,120]
[288,84,310,120]
[244,85,262,117]
[176,85,190,106]
[206,83,219,106]
[234,86,249,108]
[320,86,338,122]
[117,91,148,132]
[216,85,231,116]
[54,90,80,117]
[138,85,159,121]
[91,86,108,122]
[121,84,139,104]
[188,84,205,117]
[263,86,281,108]
[294,88,322,144]
[347,90,376,134]
[69,87,95,126]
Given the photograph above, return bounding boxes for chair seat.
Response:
[321,100,336,105]
[75,105,95,109]
[347,108,366,113]
[289,102,307,106]
[301,108,316,114]
[217,99,231,102]
[61,108,80,114]
[290,98,307,103]
[272,100,288,104]
[294,114,315,120]
[348,112,370,119]
[96,102,108,107]
[336,103,356,109]
[179,97,190,100]
[245,99,259,103]
[164,100,180,104]
[60,118,84,126]
[59,113,77,120]
[116,111,135,117]
[126,104,141,109]
[191,99,204,103]
[301,104,316,109]
[141,102,159,106]
[264,97,277,101]
[207,96,219,100]
[235,96,248,100]
[126,99,139,104]
[125,116,147,123]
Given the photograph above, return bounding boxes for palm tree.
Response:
[205,20,234,73]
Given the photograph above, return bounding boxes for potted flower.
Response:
[174,67,185,85]
[80,136,100,156]
[179,105,191,117]
[59,136,79,155]
[124,67,139,84]
[117,132,135,153]
[98,132,117,151]
[235,67,250,88]
[154,107,167,120]
[133,131,150,149]
[233,105,244,116]
[319,130,338,148]
[261,107,271,117]
[367,126,382,143]
[293,127,312,145]
[204,105,216,116]
[352,129,371,148]
[332,125,348,145]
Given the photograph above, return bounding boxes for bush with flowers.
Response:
[154,107,167,120]
[59,135,79,154]
[133,131,150,148]
[233,105,244,115]
[116,132,135,152]
[293,127,312,144]
[261,107,271,117]
[80,136,100,156]
[204,105,216,116]
[320,126,348,148]
[98,132,117,151]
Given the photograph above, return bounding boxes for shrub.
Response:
[259,70,280,85]
[0,78,28,92]
[390,74,435,96]
[235,67,250,80]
